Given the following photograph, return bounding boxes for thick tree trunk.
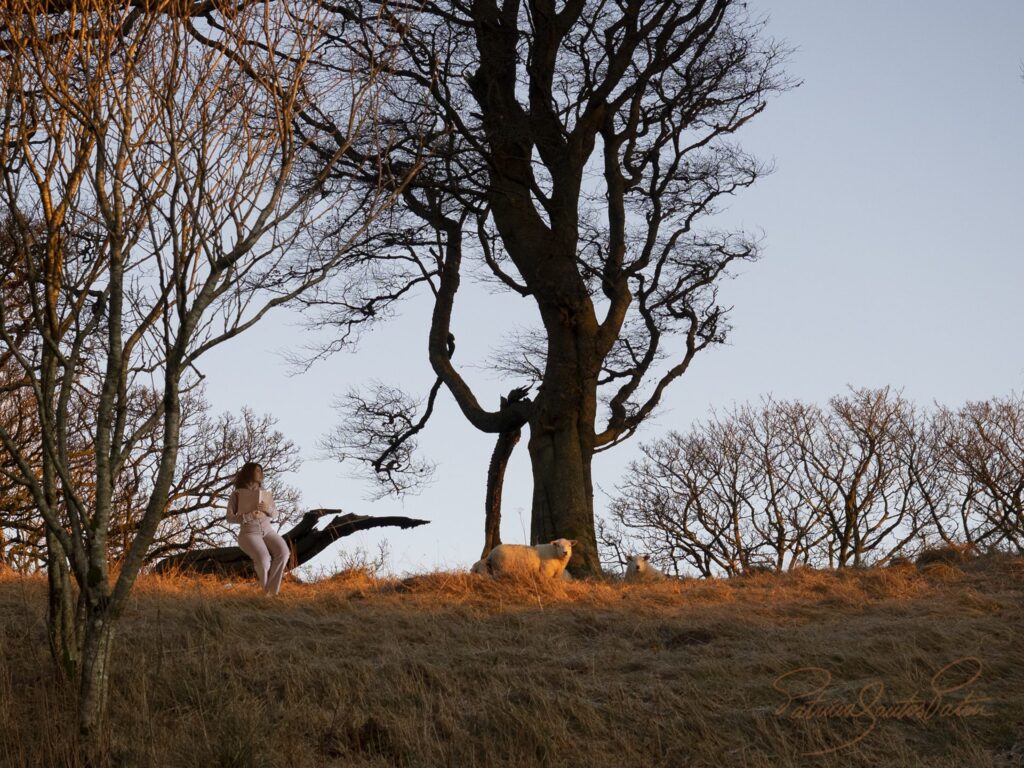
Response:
[77,607,116,759]
[526,325,601,575]
[524,299,604,575]
[527,422,600,574]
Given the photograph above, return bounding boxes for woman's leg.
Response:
[262,531,290,596]
[238,530,272,589]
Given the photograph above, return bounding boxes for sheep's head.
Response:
[626,554,650,572]
[549,538,577,559]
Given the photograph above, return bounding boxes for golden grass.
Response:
[1,556,1023,767]
[915,543,981,567]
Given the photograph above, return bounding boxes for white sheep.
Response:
[625,554,666,582]
[469,558,489,575]
[485,539,577,579]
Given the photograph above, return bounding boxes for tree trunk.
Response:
[524,300,604,575]
[45,530,80,680]
[527,423,599,574]
[77,606,116,760]
[482,424,521,559]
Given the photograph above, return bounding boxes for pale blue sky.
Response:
[198,0,1024,575]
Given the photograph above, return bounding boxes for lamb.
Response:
[624,554,666,582]
[484,539,577,579]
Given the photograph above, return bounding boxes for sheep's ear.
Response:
[641,554,649,562]
[569,540,578,548]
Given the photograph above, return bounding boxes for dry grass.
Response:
[915,543,982,567]
[1,556,1023,768]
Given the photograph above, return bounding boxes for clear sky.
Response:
[196,0,1024,576]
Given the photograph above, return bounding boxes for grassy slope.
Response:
[1,557,1022,768]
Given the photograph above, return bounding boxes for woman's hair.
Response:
[234,462,264,490]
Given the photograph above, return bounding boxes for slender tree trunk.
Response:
[839,499,856,568]
[45,532,80,679]
[482,426,520,559]
[77,605,116,757]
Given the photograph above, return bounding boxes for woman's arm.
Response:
[225,490,241,523]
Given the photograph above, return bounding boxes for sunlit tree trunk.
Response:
[76,606,116,750]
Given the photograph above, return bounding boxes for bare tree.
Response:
[789,389,924,567]
[941,395,1024,552]
[731,402,827,570]
[0,256,39,570]
[2,244,301,570]
[320,381,441,499]
[306,0,793,573]
[0,2,401,746]
[605,400,825,577]
[901,404,967,547]
[606,429,749,578]
[0,351,41,571]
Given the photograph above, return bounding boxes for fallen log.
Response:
[151,509,429,576]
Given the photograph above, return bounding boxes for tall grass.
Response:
[1,556,1022,767]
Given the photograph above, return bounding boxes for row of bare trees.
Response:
[602,388,1024,577]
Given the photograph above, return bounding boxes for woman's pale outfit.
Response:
[226,486,289,595]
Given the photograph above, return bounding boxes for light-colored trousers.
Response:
[237,522,290,595]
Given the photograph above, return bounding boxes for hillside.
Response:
[2,556,1023,768]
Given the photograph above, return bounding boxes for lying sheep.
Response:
[624,554,666,582]
[471,555,574,579]
[484,539,578,579]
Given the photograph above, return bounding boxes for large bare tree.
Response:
[307,0,791,572]
[0,1,401,747]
